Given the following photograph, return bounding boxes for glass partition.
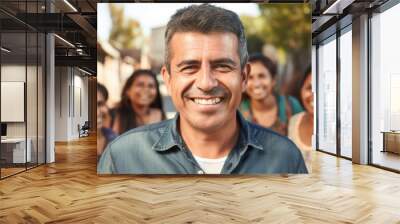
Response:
[27,31,38,169]
[1,30,28,177]
[0,1,46,179]
[38,32,45,165]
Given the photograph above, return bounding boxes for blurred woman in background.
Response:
[97,83,116,160]
[113,69,166,135]
[240,53,303,135]
[288,66,313,170]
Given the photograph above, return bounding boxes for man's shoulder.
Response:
[247,121,301,156]
[107,119,171,153]
[98,119,176,174]
[122,119,170,135]
[246,121,307,173]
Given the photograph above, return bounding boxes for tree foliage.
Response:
[241,4,311,96]
[242,4,311,55]
[261,4,310,52]
[108,4,142,50]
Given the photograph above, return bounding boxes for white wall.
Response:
[1,65,29,138]
[55,66,69,141]
[54,67,89,141]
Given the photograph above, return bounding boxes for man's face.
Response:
[162,32,249,132]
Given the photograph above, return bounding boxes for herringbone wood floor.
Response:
[1,135,400,223]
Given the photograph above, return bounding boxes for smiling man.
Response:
[98,4,308,174]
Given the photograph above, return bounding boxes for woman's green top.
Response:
[239,95,303,135]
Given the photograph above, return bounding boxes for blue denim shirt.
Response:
[97,111,308,174]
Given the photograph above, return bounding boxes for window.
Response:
[370,2,400,171]
[339,27,352,158]
[317,35,337,154]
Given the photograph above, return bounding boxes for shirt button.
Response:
[197,170,204,174]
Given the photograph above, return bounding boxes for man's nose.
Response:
[195,64,218,92]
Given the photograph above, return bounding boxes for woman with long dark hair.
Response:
[113,69,166,135]
[240,53,304,135]
[288,66,313,170]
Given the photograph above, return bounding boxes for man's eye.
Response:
[181,66,197,73]
[214,64,232,72]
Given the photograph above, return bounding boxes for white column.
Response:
[352,14,369,164]
[45,0,55,163]
[46,32,55,163]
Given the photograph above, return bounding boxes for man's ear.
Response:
[241,63,251,92]
[161,65,171,94]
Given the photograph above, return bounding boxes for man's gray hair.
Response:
[164,4,248,72]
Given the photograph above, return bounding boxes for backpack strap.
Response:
[280,95,293,123]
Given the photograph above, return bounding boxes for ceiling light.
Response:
[1,47,11,53]
[63,0,78,12]
[76,48,84,55]
[54,34,75,48]
[322,0,355,15]
[78,67,92,76]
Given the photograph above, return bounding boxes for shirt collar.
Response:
[152,111,264,152]
[237,111,264,151]
[152,113,182,152]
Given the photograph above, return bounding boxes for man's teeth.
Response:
[193,98,222,105]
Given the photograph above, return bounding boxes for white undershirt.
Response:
[193,155,227,174]
[288,112,312,151]
[288,112,313,172]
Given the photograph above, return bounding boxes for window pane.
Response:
[318,36,337,154]
[371,3,400,171]
[339,29,352,158]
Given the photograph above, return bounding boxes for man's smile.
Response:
[189,97,224,105]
